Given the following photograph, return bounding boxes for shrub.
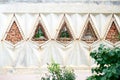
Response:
[87,44,120,80]
[41,62,75,80]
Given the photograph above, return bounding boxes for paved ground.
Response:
[0,70,91,80]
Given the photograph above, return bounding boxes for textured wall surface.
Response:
[0,13,120,70]
[0,2,119,80]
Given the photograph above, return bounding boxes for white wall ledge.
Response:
[0,3,120,13]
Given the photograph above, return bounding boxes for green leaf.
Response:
[87,44,120,80]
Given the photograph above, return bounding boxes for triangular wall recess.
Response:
[81,21,98,44]
[32,22,48,44]
[105,22,120,43]
[5,21,23,44]
[57,21,73,44]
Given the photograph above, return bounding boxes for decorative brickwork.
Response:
[57,22,73,44]
[105,22,119,43]
[5,21,23,44]
[32,22,48,44]
[81,21,98,44]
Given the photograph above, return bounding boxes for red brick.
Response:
[5,21,23,44]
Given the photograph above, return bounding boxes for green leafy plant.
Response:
[41,62,75,80]
[60,30,70,38]
[34,28,44,38]
[87,44,120,80]
[62,68,75,80]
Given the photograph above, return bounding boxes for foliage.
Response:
[87,44,120,80]
[60,30,70,38]
[34,28,44,38]
[118,32,120,40]
[62,68,75,80]
[41,62,75,80]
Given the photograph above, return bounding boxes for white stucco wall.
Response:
[0,2,120,80]
[0,3,120,13]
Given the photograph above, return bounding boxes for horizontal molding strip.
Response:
[0,3,120,13]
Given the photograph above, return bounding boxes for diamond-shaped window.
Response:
[57,21,73,44]
[32,22,48,44]
[81,21,98,44]
[5,21,23,44]
[105,22,120,43]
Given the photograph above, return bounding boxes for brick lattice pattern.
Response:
[106,22,119,43]
[81,21,98,44]
[5,21,23,44]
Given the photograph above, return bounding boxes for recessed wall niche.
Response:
[5,21,23,44]
[81,21,98,44]
[56,21,73,44]
[32,22,48,44]
[105,22,120,43]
